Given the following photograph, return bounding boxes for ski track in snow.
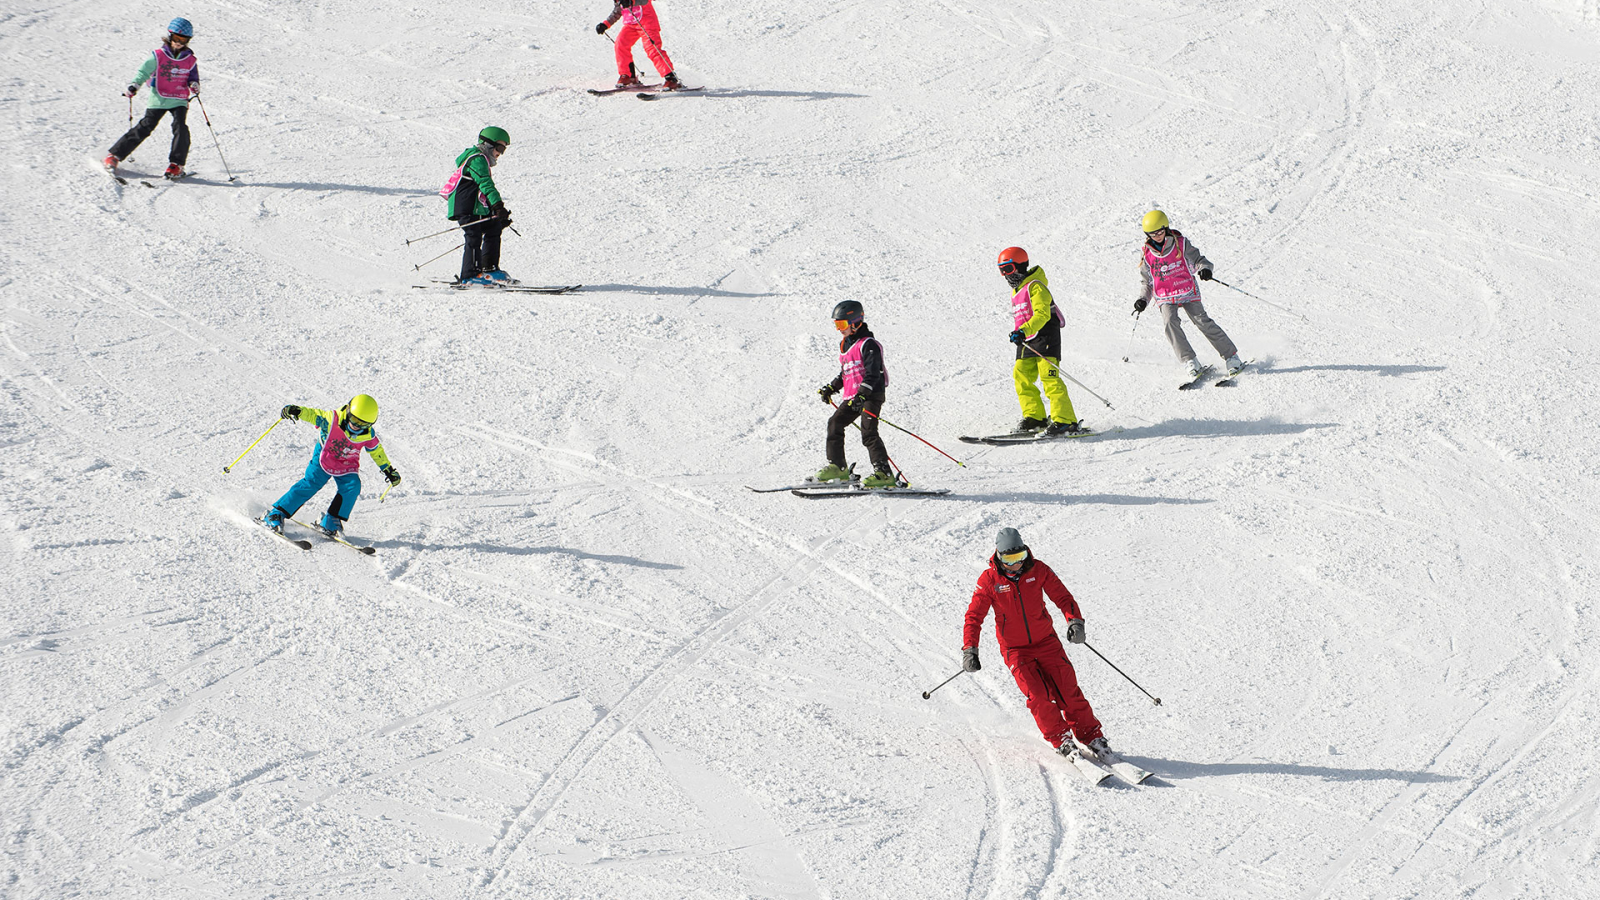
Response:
[4,0,1600,898]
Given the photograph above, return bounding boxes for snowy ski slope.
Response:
[4,0,1599,897]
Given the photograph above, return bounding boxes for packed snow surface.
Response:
[4,0,1599,897]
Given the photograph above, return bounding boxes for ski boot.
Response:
[260,508,285,534]
[1045,420,1084,436]
[1184,358,1204,380]
[663,71,684,91]
[616,73,644,89]
[484,269,517,284]
[317,513,344,537]
[1017,416,1048,432]
[102,154,120,170]
[1223,354,1245,376]
[813,462,852,483]
[163,163,185,179]
[861,469,899,489]
[459,272,497,287]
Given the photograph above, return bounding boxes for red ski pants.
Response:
[615,7,674,79]
[1006,644,1102,748]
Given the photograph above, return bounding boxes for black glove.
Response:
[1065,620,1085,644]
[383,466,402,486]
[280,405,301,420]
[818,384,837,405]
[596,21,609,34]
[962,647,981,672]
[1198,268,1212,281]
[846,393,868,412]
[1133,298,1148,314]
[124,85,138,97]
[1009,329,1025,345]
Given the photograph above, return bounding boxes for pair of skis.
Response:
[1179,360,1252,390]
[587,83,704,100]
[1060,741,1154,786]
[746,481,950,498]
[958,425,1117,446]
[259,515,376,555]
[100,160,188,188]
[413,280,583,295]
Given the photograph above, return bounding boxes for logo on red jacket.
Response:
[997,584,1012,592]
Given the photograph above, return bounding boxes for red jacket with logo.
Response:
[963,554,1082,655]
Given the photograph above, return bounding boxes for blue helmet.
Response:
[167,17,193,37]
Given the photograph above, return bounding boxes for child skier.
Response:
[441,127,513,285]
[962,527,1116,761]
[104,18,200,179]
[260,395,401,537]
[815,300,898,488]
[596,0,685,90]
[997,247,1080,434]
[1133,210,1245,381]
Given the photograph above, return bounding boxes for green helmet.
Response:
[478,126,510,147]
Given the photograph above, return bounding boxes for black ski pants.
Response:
[110,106,190,165]
[826,391,890,474]
[459,218,506,281]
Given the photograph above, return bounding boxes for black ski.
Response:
[1213,360,1252,387]
[1178,365,1214,390]
[637,86,704,100]
[286,516,376,555]
[259,517,312,550]
[790,484,950,499]
[959,426,1115,445]
[413,283,583,294]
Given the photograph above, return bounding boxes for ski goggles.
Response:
[1144,226,1168,239]
[168,33,190,45]
[834,318,853,332]
[997,261,1024,276]
[998,548,1028,566]
[344,413,373,434]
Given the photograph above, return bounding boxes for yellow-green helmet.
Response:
[347,394,379,425]
[1141,210,1170,233]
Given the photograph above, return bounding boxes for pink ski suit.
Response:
[604,0,674,80]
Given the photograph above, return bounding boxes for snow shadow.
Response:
[237,180,440,197]
[947,491,1214,506]
[1110,419,1338,440]
[373,540,683,569]
[1126,756,1462,784]
[1257,363,1446,377]
[581,283,778,298]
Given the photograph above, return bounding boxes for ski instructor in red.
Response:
[596,0,683,91]
[963,527,1115,760]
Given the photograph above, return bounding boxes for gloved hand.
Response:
[1133,297,1148,314]
[383,466,402,486]
[595,21,609,34]
[489,202,512,227]
[846,393,868,412]
[1065,620,1085,644]
[818,384,837,405]
[189,84,200,98]
[124,85,138,98]
[280,405,301,420]
[1197,268,1212,281]
[962,647,981,672]
[1009,329,1025,345]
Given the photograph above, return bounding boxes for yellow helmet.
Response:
[347,394,379,425]
[1140,210,1170,233]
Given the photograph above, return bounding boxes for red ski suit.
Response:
[604,0,674,80]
[963,554,1103,748]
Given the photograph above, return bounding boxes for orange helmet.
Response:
[997,247,1028,270]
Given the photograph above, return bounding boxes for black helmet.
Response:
[831,300,864,325]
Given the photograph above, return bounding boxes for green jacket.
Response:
[447,146,502,219]
[128,48,196,110]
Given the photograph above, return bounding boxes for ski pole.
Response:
[1082,641,1162,706]
[1020,342,1114,409]
[193,94,236,182]
[222,419,281,473]
[414,242,461,271]
[921,669,965,700]
[1209,278,1307,323]
[128,93,133,128]
[1121,313,1141,363]
[855,406,965,468]
[404,217,490,246]
[379,478,401,503]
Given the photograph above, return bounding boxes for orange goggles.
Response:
[998,548,1027,566]
[834,319,853,332]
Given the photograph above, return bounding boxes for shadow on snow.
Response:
[1257,363,1446,377]
[1128,756,1463,784]
[373,540,683,569]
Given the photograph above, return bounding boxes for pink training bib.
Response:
[318,418,380,476]
[1144,235,1200,305]
[840,337,889,399]
[152,46,196,100]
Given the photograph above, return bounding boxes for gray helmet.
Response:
[996,527,1025,555]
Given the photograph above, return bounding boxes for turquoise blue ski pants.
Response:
[272,451,360,521]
